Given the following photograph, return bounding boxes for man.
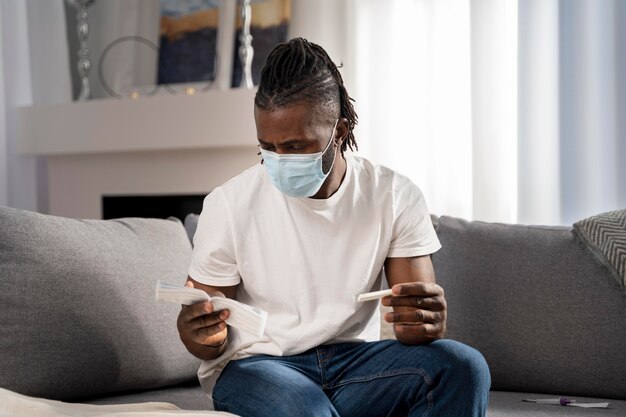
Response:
[177,38,490,416]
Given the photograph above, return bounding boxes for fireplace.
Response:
[17,88,260,220]
[102,194,206,221]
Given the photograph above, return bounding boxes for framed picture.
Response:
[88,0,290,99]
[156,0,290,93]
[158,0,220,88]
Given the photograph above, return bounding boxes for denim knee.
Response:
[434,339,491,389]
[213,358,340,417]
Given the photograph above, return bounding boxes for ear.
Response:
[335,117,350,146]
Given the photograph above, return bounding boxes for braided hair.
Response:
[255,38,358,153]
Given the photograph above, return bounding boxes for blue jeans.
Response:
[212,339,491,417]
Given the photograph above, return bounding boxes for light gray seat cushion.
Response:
[487,391,626,416]
[432,216,626,400]
[83,381,212,410]
[0,206,199,401]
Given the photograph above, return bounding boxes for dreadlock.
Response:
[255,38,358,153]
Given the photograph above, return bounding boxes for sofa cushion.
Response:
[0,206,199,401]
[84,380,212,410]
[487,391,626,416]
[432,216,626,400]
[184,213,200,244]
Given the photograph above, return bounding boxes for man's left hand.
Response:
[381,282,447,344]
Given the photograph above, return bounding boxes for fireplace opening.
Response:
[102,194,207,221]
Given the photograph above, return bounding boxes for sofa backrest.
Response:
[0,207,199,401]
[431,216,626,400]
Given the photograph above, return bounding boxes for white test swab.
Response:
[357,289,394,302]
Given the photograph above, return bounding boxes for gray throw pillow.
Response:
[184,213,200,244]
[432,216,626,400]
[0,206,199,401]
[573,209,626,294]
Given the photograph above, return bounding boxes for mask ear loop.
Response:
[320,118,340,156]
[321,119,340,175]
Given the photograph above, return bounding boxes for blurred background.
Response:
[0,0,624,225]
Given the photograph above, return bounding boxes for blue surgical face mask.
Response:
[260,120,339,198]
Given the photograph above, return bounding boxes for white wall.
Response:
[288,0,353,90]
[0,3,7,207]
[0,0,71,212]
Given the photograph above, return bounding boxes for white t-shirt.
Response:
[189,154,441,395]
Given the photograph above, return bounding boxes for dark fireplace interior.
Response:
[102,194,207,221]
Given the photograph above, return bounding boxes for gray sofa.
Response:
[1,205,625,416]
[427,216,626,416]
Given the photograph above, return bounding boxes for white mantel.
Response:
[16,89,260,219]
[17,88,257,155]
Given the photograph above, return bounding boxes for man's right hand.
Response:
[177,280,230,360]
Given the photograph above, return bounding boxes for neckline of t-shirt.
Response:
[288,154,354,208]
